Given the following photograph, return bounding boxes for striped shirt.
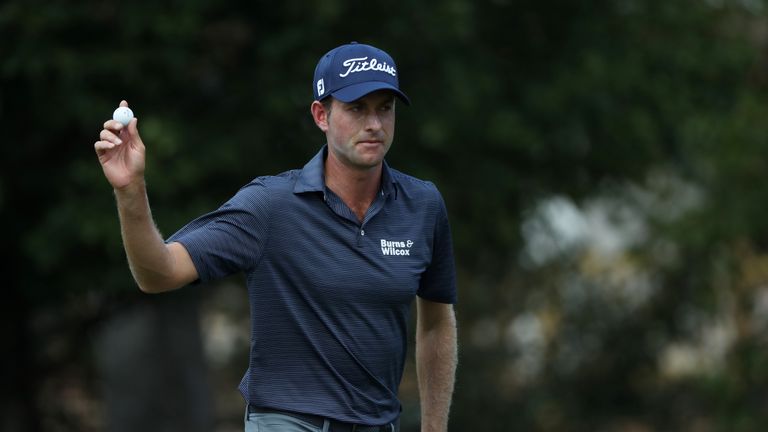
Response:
[167,145,457,425]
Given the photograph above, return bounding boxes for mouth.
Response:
[356,139,384,147]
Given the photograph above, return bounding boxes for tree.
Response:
[2,0,768,430]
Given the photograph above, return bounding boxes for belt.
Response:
[247,406,396,432]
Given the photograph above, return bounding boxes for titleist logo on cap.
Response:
[339,57,397,78]
[312,42,410,104]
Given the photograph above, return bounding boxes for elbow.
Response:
[134,275,182,294]
[129,243,196,294]
[137,281,164,294]
[137,282,163,294]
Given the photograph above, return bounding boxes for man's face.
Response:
[324,90,396,170]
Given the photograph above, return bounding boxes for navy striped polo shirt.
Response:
[167,145,457,425]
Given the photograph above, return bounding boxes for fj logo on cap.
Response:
[316,79,325,96]
[340,57,397,78]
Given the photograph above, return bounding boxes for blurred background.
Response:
[3,0,768,430]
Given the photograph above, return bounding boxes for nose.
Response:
[364,112,383,131]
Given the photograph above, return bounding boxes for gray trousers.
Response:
[244,410,398,432]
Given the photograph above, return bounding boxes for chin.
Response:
[354,159,383,169]
[363,148,387,160]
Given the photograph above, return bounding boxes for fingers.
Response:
[100,128,123,145]
[95,129,122,153]
[103,118,125,131]
[94,140,116,152]
[120,99,129,108]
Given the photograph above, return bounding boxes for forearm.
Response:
[114,181,177,293]
[416,310,457,432]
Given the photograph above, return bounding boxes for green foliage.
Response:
[4,0,768,430]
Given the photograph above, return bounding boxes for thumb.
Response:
[127,116,140,136]
[120,99,129,108]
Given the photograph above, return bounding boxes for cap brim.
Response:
[331,82,411,105]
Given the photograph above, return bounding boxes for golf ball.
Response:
[113,106,134,126]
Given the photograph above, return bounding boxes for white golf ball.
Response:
[113,106,134,126]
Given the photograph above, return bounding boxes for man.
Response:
[95,41,457,432]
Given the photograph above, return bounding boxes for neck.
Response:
[324,152,382,221]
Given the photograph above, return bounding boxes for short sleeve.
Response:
[166,179,271,283]
[417,189,457,304]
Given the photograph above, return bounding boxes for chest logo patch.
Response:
[380,239,413,256]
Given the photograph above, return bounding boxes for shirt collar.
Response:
[293,145,397,197]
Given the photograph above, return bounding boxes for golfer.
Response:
[95,41,457,432]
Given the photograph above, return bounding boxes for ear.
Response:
[310,100,329,132]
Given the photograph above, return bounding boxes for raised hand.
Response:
[94,100,146,189]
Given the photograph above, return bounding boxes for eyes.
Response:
[346,102,394,113]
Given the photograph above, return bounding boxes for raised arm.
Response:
[416,297,458,432]
[95,100,198,293]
